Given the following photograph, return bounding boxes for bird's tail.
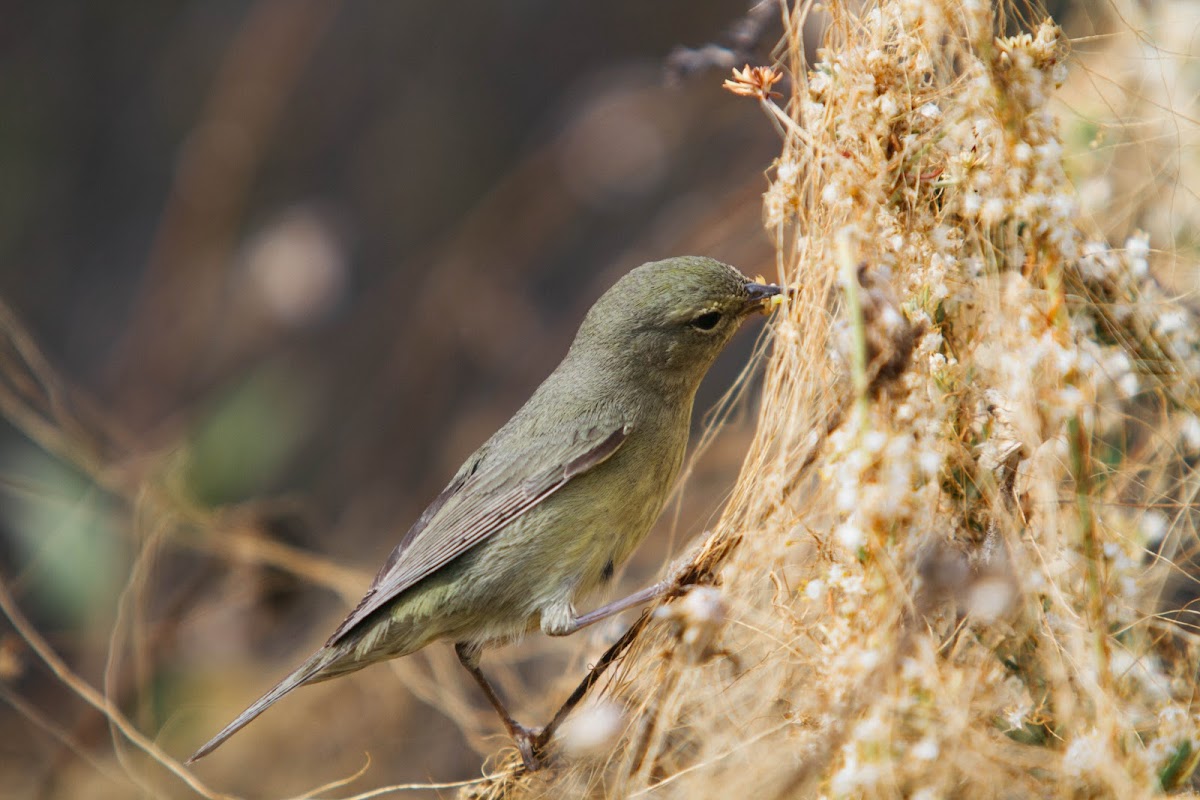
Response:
[187,646,342,763]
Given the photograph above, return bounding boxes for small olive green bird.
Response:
[188,256,781,768]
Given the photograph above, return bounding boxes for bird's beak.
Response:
[741,279,785,315]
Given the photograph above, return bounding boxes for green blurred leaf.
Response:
[1159,739,1200,792]
[184,363,317,506]
[0,446,125,626]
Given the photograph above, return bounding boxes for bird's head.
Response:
[570,256,782,390]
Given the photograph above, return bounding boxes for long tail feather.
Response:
[187,646,340,762]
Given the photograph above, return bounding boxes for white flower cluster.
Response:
[942,24,1080,265]
[1063,729,1110,779]
[761,1,1200,794]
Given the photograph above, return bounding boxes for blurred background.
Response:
[0,2,784,797]
[4,1,1195,797]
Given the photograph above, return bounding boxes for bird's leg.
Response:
[543,543,707,637]
[454,642,542,771]
[542,579,673,636]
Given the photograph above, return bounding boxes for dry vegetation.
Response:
[474,1,1200,797]
[3,0,1200,798]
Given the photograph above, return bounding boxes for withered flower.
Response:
[722,64,782,100]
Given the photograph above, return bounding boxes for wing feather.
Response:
[326,422,629,645]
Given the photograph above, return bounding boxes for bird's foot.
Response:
[512,723,545,771]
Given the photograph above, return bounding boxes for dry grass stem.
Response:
[0,576,232,800]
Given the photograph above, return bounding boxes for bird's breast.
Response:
[564,402,692,590]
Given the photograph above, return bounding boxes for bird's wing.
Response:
[326,420,630,645]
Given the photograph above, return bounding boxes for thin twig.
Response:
[0,575,233,800]
[533,611,654,756]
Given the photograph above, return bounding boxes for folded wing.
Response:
[326,420,630,646]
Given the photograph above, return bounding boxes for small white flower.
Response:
[880,305,904,332]
[863,430,889,453]
[911,738,939,760]
[1034,140,1063,168]
[830,753,861,795]
[1104,349,1132,377]
[1159,705,1188,729]
[917,449,943,476]
[1139,510,1169,547]
[1117,372,1140,398]
[557,701,626,759]
[1064,731,1106,777]
[1049,192,1077,219]
[1125,232,1150,259]
[857,649,882,670]
[846,448,871,472]
[835,522,866,551]
[854,713,887,743]
[1181,415,1200,452]
[1057,385,1083,411]
[1157,309,1189,335]
[981,197,1006,225]
[836,481,859,512]
[1003,704,1029,730]
[878,93,899,118]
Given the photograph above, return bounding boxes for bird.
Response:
[187,255,782,769]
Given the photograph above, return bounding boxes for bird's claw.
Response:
[513,723,545,771]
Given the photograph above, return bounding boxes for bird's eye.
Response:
[690,311,722,331]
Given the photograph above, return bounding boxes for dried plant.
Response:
[469,1,1200,797]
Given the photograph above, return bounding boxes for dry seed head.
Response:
[722,64,782,100]
[655,585,728,663]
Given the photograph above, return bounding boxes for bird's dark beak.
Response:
[741,280,784,315]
